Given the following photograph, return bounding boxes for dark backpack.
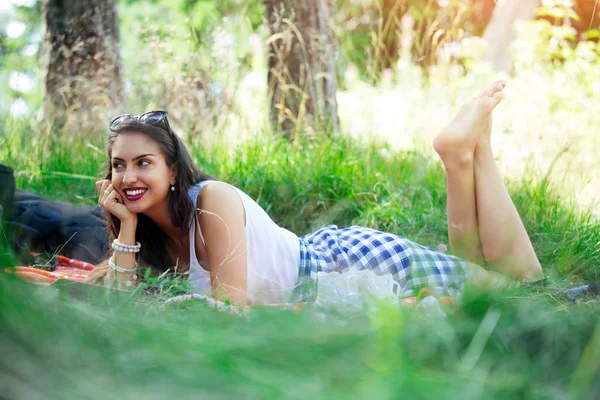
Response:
[0,163,15,222]
[7,190,110,264]
[0,163,110,264]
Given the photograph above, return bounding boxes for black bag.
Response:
[0,163,16,222]
[6,190,110,264]
[1,164,110,264]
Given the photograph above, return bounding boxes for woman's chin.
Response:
[124,201,146,214]
[125,199,165,217]
[123,195,169,217]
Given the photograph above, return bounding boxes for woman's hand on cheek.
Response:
[95,179,137,222]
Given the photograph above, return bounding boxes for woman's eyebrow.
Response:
[112,153,156,161]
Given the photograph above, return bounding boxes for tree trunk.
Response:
[574,0,600,31]
[41,0,124,133]
[483,0,540,72]
[265,0,339,138]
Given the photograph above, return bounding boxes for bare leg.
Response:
[473,92,543,281]
[433,91,492,263]
[465,261,513,290]
[434,148,484,263]
[434,81,543,284]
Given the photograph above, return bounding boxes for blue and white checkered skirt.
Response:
[294,225,468,301]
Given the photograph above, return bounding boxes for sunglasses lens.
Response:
[139,111,166,125]
[109,114,132,131]
[110,111,169,133]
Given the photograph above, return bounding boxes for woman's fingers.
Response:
[100,187,119,212]
[111,187,125,204]
[96,180,111,203]
[102,185,117,206]
[96,180,135,221]
[103,184,114,198]
[105,188,120,207]
[97,180,110,194]
[97,181,117,208]
[95,180,103,195]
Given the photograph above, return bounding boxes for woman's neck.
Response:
[143,202,183,242]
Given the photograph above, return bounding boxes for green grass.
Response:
[2,3,600,396]
[1,117,600,398]
[3,118,599,283]
[1,271,599,398]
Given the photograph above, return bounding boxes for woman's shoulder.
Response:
[187,179,214,194]
[194,181,244,211]
[196,181,237,200]
[195,181,247,227]
[187,180,220,204]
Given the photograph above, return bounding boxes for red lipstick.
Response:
[123,188,148,202]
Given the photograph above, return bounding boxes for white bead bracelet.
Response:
[108,258,136,273]
[108,258,137,287]
[111,240,141,253]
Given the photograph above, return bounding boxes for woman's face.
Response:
[110,131,175,215]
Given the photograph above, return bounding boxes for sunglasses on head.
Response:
[109,110,173,134]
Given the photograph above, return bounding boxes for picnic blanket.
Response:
[162,289,455,314]
[4,254,96,285]
[5,255,456,314]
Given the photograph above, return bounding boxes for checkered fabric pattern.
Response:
[293,225,468,302]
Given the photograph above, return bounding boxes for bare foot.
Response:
[434,81,506,164]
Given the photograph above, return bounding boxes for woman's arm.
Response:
[86,216,138,289]
[105,215,139,289]
[95,179,139,289]
[197,183,248,306]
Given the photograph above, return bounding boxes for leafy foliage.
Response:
[1,1,600,397]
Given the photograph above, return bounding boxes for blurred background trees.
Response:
[483,0,540,72]
[1,0,599,137]
[41,0,123,132]
[265,0,340,138]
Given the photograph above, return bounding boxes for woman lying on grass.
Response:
[91,81,544,306]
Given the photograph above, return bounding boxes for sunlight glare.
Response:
[11,0,36,7]
[21,43,37,56]
[6,20,25,39]
[9,71,35,92]
[10,98,28,117]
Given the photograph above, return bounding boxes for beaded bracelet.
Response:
[108,258,137,287]
[111,240,141,253]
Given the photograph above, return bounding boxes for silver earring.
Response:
[170,185,175,192]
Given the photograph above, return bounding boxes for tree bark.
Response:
[574,0,600,31]
[41,0,124,132]
[265,0,339,138]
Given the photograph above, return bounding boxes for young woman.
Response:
[93,81,543,306]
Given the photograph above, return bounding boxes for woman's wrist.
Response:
[111,216,139,290]
[117,217,138,245]
[110,256,138,288]
[120,215,138,230]
[108,255,138,289]
[121,214,138,224]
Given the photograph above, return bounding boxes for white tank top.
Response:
[187,181,300,304]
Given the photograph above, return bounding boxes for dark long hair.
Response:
[103,120,214,272]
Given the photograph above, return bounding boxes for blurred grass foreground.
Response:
[2,0,600,398]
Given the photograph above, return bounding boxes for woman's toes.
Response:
[479,91,505,113]
[480,81,506,98]
[493,91,505,100]
[480,87,494,98]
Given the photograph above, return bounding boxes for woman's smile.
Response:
[110,132,176,216]
[123,187,148,202]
